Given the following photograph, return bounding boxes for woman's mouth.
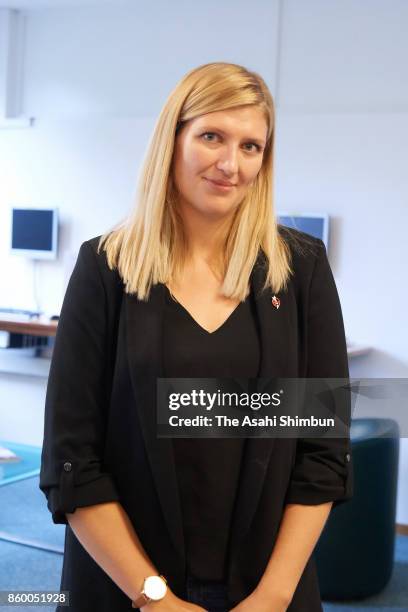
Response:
[203,178,236,192]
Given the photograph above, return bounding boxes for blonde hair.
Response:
[97,61,294,301]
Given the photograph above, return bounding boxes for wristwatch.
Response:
[131,574,168,609]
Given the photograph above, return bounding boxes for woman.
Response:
[40,62,353,612]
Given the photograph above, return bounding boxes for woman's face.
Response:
[172,105,268,220]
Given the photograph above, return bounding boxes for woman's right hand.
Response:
[140,587,207,611]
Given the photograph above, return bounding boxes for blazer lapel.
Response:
[227,252,290,563]
[125,250,291,569]
[125,282,185,561]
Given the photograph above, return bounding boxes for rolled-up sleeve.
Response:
[285,239,353,509]
[39,240,120,524]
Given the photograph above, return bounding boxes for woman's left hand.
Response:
[229,589,290,612]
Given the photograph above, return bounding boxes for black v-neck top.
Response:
[162,285,261,581]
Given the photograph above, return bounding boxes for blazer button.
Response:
[345,453,351,462]
[63,462,72,471]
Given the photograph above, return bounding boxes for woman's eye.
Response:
[201,132,262,152]
[202,132,218,142]
[244,143,261,152]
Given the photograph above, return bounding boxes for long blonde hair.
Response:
[97,61,294,301]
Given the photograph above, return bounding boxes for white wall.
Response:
[0,0,407,522]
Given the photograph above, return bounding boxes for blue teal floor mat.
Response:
[0,441,41,485]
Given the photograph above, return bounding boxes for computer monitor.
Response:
[11,208,58,260]
[277,212,329,250]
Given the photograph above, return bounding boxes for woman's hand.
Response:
[229,589,290,612]
[140,587,207,611]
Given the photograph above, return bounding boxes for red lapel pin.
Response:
[271,295,280,309]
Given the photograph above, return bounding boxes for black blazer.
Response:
[39,228,353,612]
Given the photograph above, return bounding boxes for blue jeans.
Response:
[185,573,230,612]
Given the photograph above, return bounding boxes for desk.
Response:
[0,317,57,337]
[0,316,57,377]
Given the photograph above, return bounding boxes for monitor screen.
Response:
[11,208,58,259]
[277,212,329,249]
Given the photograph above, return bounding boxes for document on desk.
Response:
[0,445,21,463]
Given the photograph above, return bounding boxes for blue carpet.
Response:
[0,540,63,612]
[0,476,406,611]
[0,475,65,552]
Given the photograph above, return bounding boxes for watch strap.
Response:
[131,592,151,609]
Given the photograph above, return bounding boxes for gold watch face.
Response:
[144,576,167,600]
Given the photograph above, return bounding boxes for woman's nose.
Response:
[215,146,239,176]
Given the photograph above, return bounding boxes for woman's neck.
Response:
[178,201,235,265]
